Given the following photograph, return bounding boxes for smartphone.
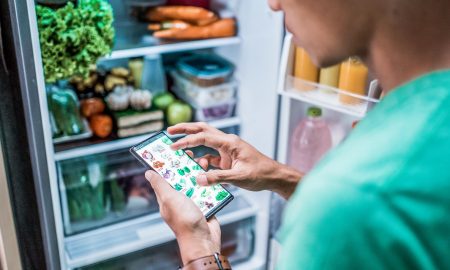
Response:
[130,131,234,219]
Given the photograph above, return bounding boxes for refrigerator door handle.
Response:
[0,23,9,75]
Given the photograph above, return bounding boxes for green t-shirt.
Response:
[278,70,450,270]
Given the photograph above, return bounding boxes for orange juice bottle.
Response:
[338,57,368,104]
[294,47,318,90]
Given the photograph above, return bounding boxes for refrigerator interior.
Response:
[25,0,285,269]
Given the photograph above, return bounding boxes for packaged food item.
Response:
[294,47,318,85]
[289,107,332,173]
[319,64,340,88]
[193,99,236,122]
[338,57,369,105]
[113,110,164,129]
[171,70,236,106]
[176,54,234,87]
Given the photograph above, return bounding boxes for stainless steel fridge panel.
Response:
[4,0,66,268]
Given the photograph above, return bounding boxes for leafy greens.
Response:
[36,0,115,83]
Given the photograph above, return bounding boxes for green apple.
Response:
[152,92,175,111]
[167,101,192,125]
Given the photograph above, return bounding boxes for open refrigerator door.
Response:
[1,0,284,269]
[268,33,382,269]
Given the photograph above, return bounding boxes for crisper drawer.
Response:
[78,217,255,270]
[57,149,158,235]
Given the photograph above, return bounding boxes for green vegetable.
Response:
[48,86,84,136]
[153,92,175,110]
[184,166,191,173]
[185,188,194,198]
[110,181,126,212]
[36,0,115,83]
[215,190,229,201]
[192,164,202,171]
[174,183,183,191]
[177,169,185,176]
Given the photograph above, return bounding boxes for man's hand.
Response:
[168,122,303,199]
[145,151,220,265]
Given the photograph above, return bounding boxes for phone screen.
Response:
[130,132,233,218]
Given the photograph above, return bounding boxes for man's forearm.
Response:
[267,161,303,200]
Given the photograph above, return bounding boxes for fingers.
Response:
[199,154,221,168]
[171,132,226,150]
[196,169,235,186]
[185,150,194,158]
[196,158,209,170]
[168,122,217,136]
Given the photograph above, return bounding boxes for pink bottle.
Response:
[288,107,332,173]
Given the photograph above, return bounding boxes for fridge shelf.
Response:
[54,117,241,161]
[79,217,256,270]
[103,36,241,60]
[281,75,380,118]
[65,195,257,269]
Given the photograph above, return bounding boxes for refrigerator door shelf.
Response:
[65,194,257,269]
[78,217,255,270]
[54,116,242,161]
[277,34,380,119]
[282,76,379,118]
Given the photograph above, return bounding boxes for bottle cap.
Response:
[307,107,322,117]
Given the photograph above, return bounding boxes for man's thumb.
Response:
[145,170,173,195]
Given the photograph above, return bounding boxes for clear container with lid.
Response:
[176,54,235,87]
[193,99,236,122]
[170,70,237,106]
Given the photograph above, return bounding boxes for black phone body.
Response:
[130,131,234,220]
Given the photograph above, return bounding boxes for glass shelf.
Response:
[281,75,380,118]
[54,117,241,161]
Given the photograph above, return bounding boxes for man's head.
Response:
[268,0,383,67]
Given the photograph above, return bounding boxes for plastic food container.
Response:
[176,54,235,87]
[171,70,237,106]
[193,99,236,122]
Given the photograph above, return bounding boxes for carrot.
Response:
[148,20,191,31]
[146,6,218,26]
[153,18,236,40]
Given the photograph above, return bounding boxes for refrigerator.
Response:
[0,0,380,269]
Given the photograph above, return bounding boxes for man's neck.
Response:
[364,0,450,92]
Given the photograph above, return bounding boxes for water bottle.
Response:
[141,54,167,95]
[288,107,332,173]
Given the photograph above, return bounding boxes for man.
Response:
[145,0,450,269]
